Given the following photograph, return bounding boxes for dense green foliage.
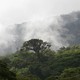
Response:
[59,67,80,80]
[1,39,80,80]
[0,60,16,80]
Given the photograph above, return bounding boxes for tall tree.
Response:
[21,39,51,53]
[20,39,51,61]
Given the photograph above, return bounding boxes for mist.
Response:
[0,11,80,55]
[0,13,74,55]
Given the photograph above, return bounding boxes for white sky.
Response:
[0,0,80,25]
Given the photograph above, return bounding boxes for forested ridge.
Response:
[0,39,80,80]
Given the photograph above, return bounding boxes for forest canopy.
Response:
[0,39,80,80]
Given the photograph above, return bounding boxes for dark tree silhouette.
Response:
[20,39,51,61]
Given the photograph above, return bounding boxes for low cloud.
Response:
[0,11,80,55]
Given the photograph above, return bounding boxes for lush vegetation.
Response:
[0,60,16,80]
[0,39,80,80]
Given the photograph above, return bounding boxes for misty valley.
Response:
[0,11,80,80]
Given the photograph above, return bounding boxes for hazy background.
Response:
[0,0,80,25]
[0,0,80,55]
